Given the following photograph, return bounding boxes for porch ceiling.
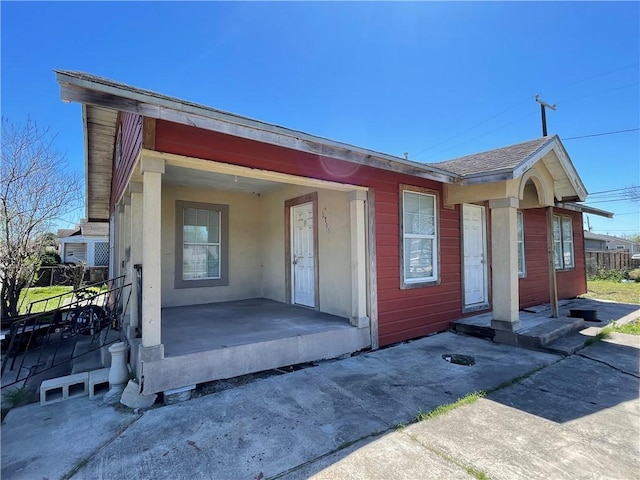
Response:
[161,164,286,194]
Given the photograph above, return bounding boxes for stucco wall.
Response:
[160,183,352,318]
[259,185,351,318]
[161,184,263,307]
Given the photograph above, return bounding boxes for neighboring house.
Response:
[584,231,640,254]
[56,71,610,396]
[56,221,110,267]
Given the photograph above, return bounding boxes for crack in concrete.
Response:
[62,409,144,479]
[577,352,640,378]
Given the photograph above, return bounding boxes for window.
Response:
[401,188,438,286]
[553,215,574,270]
[175,201,229,288]
[517,211,525,277]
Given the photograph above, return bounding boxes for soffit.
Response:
[85,105,117,221]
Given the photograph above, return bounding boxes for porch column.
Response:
[489,197,521,331]
[117,203,126,278]
[546,206,559,318]
[122,196,132,284]
[140,156,165,360]
[86,242,96,268]
[129,182,143,338]
[349,190,369,328]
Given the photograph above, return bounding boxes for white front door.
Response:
[463,204,488,307]
[291,202,315,307]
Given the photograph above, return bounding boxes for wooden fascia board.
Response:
[457,136,588,202]
[58,78,457,184]
[455,170,515,185]
[549,138,588,201]
[556,202,614,218]
[512,135,587,202]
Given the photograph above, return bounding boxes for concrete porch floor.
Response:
[161,298,359,357]
[140,298,371,394]
[452,297,640,353]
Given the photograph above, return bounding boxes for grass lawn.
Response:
[18,286,74,314]
[610,319,640,335]
[581,279,640,305]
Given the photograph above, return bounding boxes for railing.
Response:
[1,276,131,390]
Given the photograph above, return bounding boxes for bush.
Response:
[587,268,626,282]
[628,269,640,282]
[38,251,61,266]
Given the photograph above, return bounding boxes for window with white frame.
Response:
[401,188,438,286]
[553,214,574,270]
[517,211,525,277]
[175,201,229,288]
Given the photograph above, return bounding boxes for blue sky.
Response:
[2,2,639,235]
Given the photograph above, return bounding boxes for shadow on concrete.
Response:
[487,336,639,424]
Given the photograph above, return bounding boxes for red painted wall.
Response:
[111,112,142,211]
[155,120,462,346]
[151,120,587,345]
[519,208,586,308]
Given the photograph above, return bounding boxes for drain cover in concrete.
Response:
[442,353,475,366]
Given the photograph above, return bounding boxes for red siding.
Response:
[557,211,587,299]
[111,112,142,211]
[155,120,462,346]
[519,208,586,308]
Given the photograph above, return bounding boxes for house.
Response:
[584,231,640,254]
[56,71,610,396]
[56,220,110,267]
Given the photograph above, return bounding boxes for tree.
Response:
[1,118,83,318]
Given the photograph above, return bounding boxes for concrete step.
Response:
[543,331,589,355]
[514,316,585,350]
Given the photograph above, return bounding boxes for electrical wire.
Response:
[563,128,639,141]
[411,64,638,159]
[412,95,535,159]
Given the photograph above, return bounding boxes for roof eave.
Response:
[557,202,614,218]
[455,169,516,185]
[56,71,458,185]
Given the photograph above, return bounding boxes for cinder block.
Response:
[89,368,111,400]
[164,384,195,405]
[40,372,89,406]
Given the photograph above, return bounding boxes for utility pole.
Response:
[535,95,556,136]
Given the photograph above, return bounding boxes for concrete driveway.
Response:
[2,307,639,479]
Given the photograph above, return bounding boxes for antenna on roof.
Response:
[535,95,557,137]
[404,152,409,160]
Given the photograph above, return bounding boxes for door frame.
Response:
[285,192,319,310]
[462,203,489,311]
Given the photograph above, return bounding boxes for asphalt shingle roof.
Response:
[427,136,554,177]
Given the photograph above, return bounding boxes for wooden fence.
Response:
[585,250,639,276]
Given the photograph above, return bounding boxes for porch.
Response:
[137,298,371,394]
[451,297,640,353]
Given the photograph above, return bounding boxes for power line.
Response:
[411,64,638,161]
[584,198,638,204]
[563,63,639,88]
[563,128,639,141]
[589,186,639,195]
[413,95,535,159]
[421,111,537,161]
[556,81,639,105]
